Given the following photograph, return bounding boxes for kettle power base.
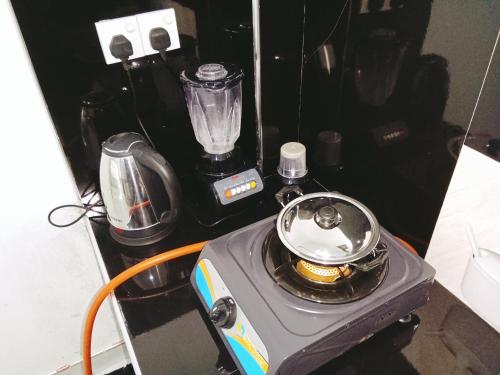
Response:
[191,217,435,375]
[109,224,175,247]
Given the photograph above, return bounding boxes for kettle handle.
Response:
[131,143,182,226]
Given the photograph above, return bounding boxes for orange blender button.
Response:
[225,190,232,198]
[250,180,257,189]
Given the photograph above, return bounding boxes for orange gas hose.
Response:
[82,241,208,375]
[395,236,419,255]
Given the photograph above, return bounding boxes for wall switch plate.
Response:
[95,15,144,64]
[95,9,180,65]
[136,9,181,57]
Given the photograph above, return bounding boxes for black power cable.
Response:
[122,63,156,149]
[109,33,156,149]
[48,204,103,228]
[48,186,107,228]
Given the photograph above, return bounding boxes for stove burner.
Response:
[296,260,352,283]
[262,229,389,304]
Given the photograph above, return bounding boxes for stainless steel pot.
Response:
[276,192,382,265]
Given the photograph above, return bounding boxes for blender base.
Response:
[187,165,264,227]
[197,147,244,178]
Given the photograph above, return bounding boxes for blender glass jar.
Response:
[181,63,243,155]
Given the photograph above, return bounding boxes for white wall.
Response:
[0,1,129,373]
[425,25,500,333]
[422,0,499,128]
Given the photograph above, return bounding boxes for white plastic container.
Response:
[277,142,308,181]
[461,225,500,332]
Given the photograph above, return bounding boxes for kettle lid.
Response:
[102,132,148,156]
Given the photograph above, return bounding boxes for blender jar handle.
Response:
[132,144,182,226]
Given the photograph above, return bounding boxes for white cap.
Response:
[277,142,308,179]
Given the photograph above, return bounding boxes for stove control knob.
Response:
[209,297,237,329]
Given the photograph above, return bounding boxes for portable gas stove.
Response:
[191,193,435,375]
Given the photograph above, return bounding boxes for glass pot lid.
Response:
[276,192,380,265]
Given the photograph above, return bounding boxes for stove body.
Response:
[191,217,435,375]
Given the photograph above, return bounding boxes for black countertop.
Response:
[91,176,500,375]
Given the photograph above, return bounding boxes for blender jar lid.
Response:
[276,192,380,265]
[180,62,243,90]
[196,63,228,81]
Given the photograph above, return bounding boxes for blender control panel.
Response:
[213,168,264,205]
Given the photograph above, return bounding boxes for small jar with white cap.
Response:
[277,142,308,185]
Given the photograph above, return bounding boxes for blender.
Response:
[181,63,263,216]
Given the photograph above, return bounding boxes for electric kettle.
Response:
[99,132,182,246]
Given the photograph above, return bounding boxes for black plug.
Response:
[149,27,171,61]
[109,34,133,62]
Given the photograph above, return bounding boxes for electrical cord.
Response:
[82,240,208,375]
[108,33,156,149]
[48,186,106,228]
[88,215,108,226]
[122,62,156,149]
[81,180,96,198]
[303,0,350,65]
[48,204,102,228]
[159,50,168,63]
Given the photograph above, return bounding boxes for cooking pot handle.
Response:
[275,185,304,207]
[349,243,388,272]
[131,143,182,226]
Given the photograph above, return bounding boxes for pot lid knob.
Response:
[314,205,342,229]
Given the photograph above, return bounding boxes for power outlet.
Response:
[136,9,181,56]
[95,9,181,65]
[95,15,144,64]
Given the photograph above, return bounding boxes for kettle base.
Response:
[109,224,175,247]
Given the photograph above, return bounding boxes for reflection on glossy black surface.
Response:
[92,176,321,332]
[92,177,500,375]
[13,0,494,254]
[97,242,500,375]
[12,0,500,373]
[298,0,477,255]
[313,314,421,375]
[258,0,460,254]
